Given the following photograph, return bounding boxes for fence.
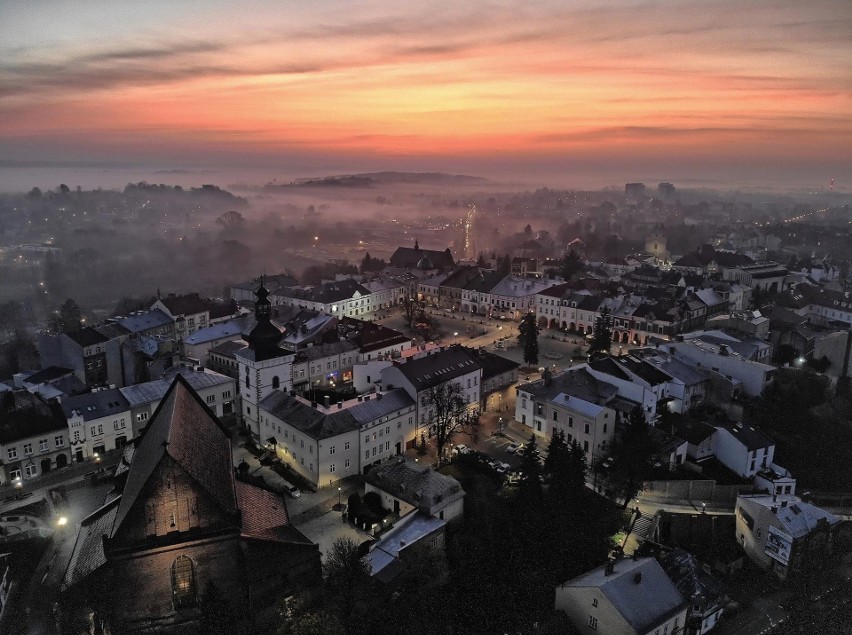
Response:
[641,479,754,504]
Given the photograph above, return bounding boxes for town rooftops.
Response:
[119,368,233,408]
[284,279,372,305]
[738,494,840,538]
[61,388,129,422]
[366,458,465,510]
[714,422,774,451]
[559,557,686,634]
[209,339,248,359]
[338,317,410,354]
[260,392,359,440]
[62,496,121,589]
[64,327,109,348]
[390,345,481,391]
[116,308,173,333]
[676,420,717,446]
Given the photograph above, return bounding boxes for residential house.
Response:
[658,549,725,634]
[389,242,455,270]
[152,293,212,341]
[365,458,465,521]
[711,422,775,478]
[660,341,775,398]
[366,511,447,584]
[555,556,688,635]
[182,317,250,365]
[735,494,839,580]
[0,390,71,484]
[38,327,115,388]
[61,387,131,461]
[468,348,520,412]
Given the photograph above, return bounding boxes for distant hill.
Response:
[284,171,489,188]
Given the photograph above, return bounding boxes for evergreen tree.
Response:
[610,406,653,508]
[50,298,83,334]
[559,249,582,281]
[517,313,540,366]
[518,434,543,503]
[589,306,612,357]
[543,428,567,478]
[360,252,372,273]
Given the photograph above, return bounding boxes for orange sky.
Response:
[1,0,850,188]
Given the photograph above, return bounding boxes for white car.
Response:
[453,444,471,455]
[506,443,521,454]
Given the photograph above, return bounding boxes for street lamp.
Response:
[57,516,68,527]
[338,486,341,507]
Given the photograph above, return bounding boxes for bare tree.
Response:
[422,382,479,464]
[402,295,424,329]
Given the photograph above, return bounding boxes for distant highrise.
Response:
[625,182,646,201]
[658,182,676,200]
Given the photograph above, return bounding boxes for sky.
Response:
[1,0,851,190]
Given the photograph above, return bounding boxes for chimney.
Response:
[358,396,363,402]
[324,395,330,409]
[364,394,371,401]
[781,500,788,507]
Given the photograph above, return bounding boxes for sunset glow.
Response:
[1,0,850,185]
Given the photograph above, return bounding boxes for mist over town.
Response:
[1,1,851,634]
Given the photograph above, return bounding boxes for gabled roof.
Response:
[560,557,686,633]
[658,549,724,610]
[184,316,250,345]
[260,392,360,440]
[119,368,233,408]
[112,375,237,533]
[62,496,121,589]
[61,388,129,422]
[368,511,446,582]
[738,495,839,538]
[389,346,481,391]
[366,459,465,510]
[0,390,67,443]
[65,327,109,348]
[589,357,631,381]
[714,422,774,451]
[235,480,309,544]
[157,293,209,316]
[117,308,173,333]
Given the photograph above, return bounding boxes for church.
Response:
[60,374,321,633]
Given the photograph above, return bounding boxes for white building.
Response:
[660,340,775,398]
[364,458,465,521]
[259,389,416,488]
[61,387,131,462]
[381,346,482,443]
[555,557,688,635]
[711,422,775,478]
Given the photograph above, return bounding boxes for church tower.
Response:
[236,276,293,442]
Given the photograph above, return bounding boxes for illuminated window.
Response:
[171,555,196,608]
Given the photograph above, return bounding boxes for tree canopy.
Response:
[518,313,540,366]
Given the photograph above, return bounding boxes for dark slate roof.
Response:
[286,279,372,304]
[461,270,505,293]
[117,308,173,333]
[112,375,237,533]
[208,298,239,320]
[338,317,411,354]
[64,327,109,347]
[589,357,631,381]
[648,426,686,455]
[158,293,209,316]
[391,346,481,391]
[518,367,617,405]
[260,392,360,440]
[658,549,725,611]
[676,420,716,446]
[61,388,129,422]
[347,389,415,424]
[468,349,521,381]
[562,557,686,634]
[209,339,248,358]
[0,391,67,443]
[714,422,774,451]
[390,246,454,269]
[93,323,130,340]
[365,459,465,510]
[620,357,671,386]
[23,366,74,385]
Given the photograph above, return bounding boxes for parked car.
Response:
[284,484,301,499]
[495,462,511,474]
[506,443,525,454]
[453,444,471,455]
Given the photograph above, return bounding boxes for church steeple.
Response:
[414,238,419,251]
[246,275,283,360]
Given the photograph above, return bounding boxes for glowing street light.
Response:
[57,516,68,527]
